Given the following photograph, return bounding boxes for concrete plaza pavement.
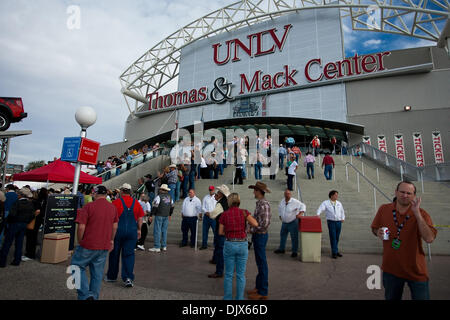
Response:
[0,243,449,300]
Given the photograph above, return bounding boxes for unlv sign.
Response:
[145,24,390,112]
[212,24,292,65]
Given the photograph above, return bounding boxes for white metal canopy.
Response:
[120,0,450,114]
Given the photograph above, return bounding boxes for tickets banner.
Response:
[394,134,405,161]
[362,136,371,145]
[412,132,425,167]
[377,135,387,153]
[432,131,445,164]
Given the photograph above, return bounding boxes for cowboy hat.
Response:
[169,164,177,168]
[120,183,132,190]
[159,184,171,192]
[248,181,271,193]
[215,184,230,197]
[19,187,33,198]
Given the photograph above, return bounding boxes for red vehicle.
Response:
[0,97,27,131]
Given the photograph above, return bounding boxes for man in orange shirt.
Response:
[371,181,437,300]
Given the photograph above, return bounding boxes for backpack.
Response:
[8,199,35,224]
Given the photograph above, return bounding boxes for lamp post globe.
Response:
[75,106,97,129]
[72,106,97,195]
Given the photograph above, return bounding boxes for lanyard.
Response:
[392,210,410,240]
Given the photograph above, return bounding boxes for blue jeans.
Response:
[0,222,26,266]
[327,220,342,255]
[242,165,247,179]
[153,216,169,249]
[182,175,189,198]
[279,220,299,253]
[287,174,295,191]
[252,233,269,296]
[181,216,198,246]
[324,164,333,180]
[383,272,430,300]
[175,181,181,201]
[224,241,248,300]
[168,183,176,202]
[202,215,216,248]
[255,162,262,180]
[213,230,225,275]
[219,163,224,175]
[70,246,108,300]
[147,192,155,205]
[306,162,314,179]
[279,154,285,169]
[189,170,196,190]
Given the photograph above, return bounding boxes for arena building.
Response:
[100,0,450,168]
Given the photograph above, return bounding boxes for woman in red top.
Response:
[219,193,258,300]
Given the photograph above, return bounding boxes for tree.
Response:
[26,160,46,171]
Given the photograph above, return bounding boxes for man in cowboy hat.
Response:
[247,181,271,300]
[149,184,174,253]
[208,184,230,278]
[105,183,145,288]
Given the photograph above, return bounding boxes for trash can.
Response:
[298,216,322,263]
[41,233,70,264]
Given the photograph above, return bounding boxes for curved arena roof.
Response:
[120,0,450,114]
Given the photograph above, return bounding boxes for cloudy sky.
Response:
[0,0,442,167]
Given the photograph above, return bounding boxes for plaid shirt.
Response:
[219,207,250,239]
[250,198,271,234]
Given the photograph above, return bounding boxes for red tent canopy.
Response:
[13,159,102,184]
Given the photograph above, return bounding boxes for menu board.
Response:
[43,195,78,250]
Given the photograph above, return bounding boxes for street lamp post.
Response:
[72,106,97,195]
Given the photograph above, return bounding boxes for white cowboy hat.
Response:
[120,183,132,190]
[216,184,230,198]
[159,184,171,192]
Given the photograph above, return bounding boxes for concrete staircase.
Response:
[145,154,450,255]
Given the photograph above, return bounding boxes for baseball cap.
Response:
[94,185,108,195]
[208,186,215,191]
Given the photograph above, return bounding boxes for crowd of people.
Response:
[0,133,437,301]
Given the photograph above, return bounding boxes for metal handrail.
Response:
[345,162,391,202]
[95,147,166,179]
[350,142,450,182]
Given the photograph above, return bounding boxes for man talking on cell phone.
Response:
[371,181,437,300]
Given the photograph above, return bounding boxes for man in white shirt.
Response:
[316,190,345,259]
[199,186,217,250]
[180,189,202,248]
[136,194,151,251]
[274,189,305,258]
[287,153,298,191]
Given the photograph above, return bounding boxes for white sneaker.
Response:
[125,278,134,288]
[161,247,167,252]
[21,256,32,262]
[137,245,145,251]
[149,248,161,253]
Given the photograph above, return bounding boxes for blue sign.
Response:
[61,137,81,162]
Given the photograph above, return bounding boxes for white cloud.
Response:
[363,39,383,47]
[0,0,228,166]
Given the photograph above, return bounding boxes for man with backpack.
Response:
[0,188,37,267]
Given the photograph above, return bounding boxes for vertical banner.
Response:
[432,131,445,163]
[412,132,425,167]
[394,134,406,161]
[377,135,387,153]
[362,136,371,145]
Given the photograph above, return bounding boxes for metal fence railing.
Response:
[95,147,168,182]
[350,142,450,182]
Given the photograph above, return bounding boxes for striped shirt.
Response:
[250,199,271,234]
